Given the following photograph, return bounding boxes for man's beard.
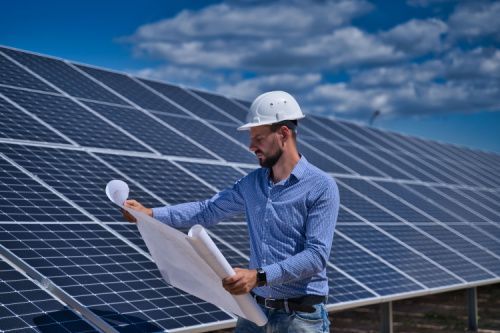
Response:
[258,148,283,168]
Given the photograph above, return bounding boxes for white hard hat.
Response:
[237,91,305,131]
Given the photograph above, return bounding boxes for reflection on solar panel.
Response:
[0,257,99,332]
[1,45,499,332]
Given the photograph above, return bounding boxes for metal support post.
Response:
[467,287,478,332]
[380,301,393,333]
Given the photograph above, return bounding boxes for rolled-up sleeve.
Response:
[152,180,245,228]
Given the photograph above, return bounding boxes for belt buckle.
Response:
[264,298,276,309]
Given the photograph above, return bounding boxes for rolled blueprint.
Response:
[105,180,267,326]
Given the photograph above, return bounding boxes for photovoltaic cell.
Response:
[212,122,252,146]
[209,224,250,257]
[76,65,185,114]
[302,138,383,176]
[407,184,489,222]
[338,224,460,288]
[338,143,412,180]
[326,268,375,304]
[0,48,128,105]
[155,113,256,163]
[83,101,214,159]
[375,181,458,223]
[379,224,493,282]
[337,207,364,224]
[97,154,216,205]
[0,51,56,92]
[330,234,422,296]
[0,258,99,333]
[340,178,432,223]
[0,223,232,332]
[0,144,160,222]
[445,224,500,256]
[348,124,402,152]
[296,140,354,174]
[191,89,247,123]
[416,224,500,276]
[321,119,375,148]
[465,189,500,216]
[0,96,69,144]
[0,155,88,222]
[300,117,349,144]
[0,86,150,152]
[140,78,239,124]
[364,148,428,181]
[177,162,244,191]
[436,187,500,222]
[337,182,401,223]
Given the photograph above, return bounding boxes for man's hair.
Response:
[270,120,298,139]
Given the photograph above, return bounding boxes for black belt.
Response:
[252,293,327,313]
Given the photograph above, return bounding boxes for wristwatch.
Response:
[256,267,267,287]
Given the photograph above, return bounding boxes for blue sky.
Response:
[1,0,499,153]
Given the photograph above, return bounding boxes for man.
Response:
[123,91,339,333]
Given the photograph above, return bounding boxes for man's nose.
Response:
[249,140,257,152]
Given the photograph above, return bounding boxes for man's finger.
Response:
[121,209,137,223]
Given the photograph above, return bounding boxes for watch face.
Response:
[257,268,266,286]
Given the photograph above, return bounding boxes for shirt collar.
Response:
[264,155,308,184]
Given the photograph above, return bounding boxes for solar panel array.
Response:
[0,45,499,332]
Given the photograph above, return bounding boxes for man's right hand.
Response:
[122,200,153,223]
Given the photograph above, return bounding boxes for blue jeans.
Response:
[235,303,330,333]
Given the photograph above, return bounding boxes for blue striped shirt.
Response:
[152,156,339,298]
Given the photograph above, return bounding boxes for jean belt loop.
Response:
[284,299,290,313]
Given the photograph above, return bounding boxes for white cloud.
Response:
[216,73,322,100]
[448,1,500,40]
[406,0,457,8]
[123,1,500,121]
[125,0,412,72]
[380,19,448,55]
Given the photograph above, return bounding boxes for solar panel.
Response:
[139,79,239,124]
[82,101,215,159]
[0,155,88,223]
[177,162,245,190]
[302,137,384,176]
[326,268,376,304]
[0,86,149,152]
[191,89,248,123]
[75,65,184,114]
[378,224,493,282]
[0,144,160,222]
[0,257,99,333]
[0,51,56,92]
[1,46,499,332]
[0,47,128,105]
[339,178,433,223]
[153,113,256,163]
[415,224,500,276]
[96,153,216,205]
[329,234,422,296]
[338,224,461,288]
[0,96,69,144]
[0,223,233,331]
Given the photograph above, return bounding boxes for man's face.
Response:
[249,125,283,168]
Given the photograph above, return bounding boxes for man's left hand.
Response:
[222,268,258,295]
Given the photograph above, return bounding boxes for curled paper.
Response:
[105,179,129,206]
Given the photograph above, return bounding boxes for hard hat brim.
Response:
[237,115,305,131]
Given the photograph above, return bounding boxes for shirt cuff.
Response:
[152,206,169,221]
[262,263,282,286]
